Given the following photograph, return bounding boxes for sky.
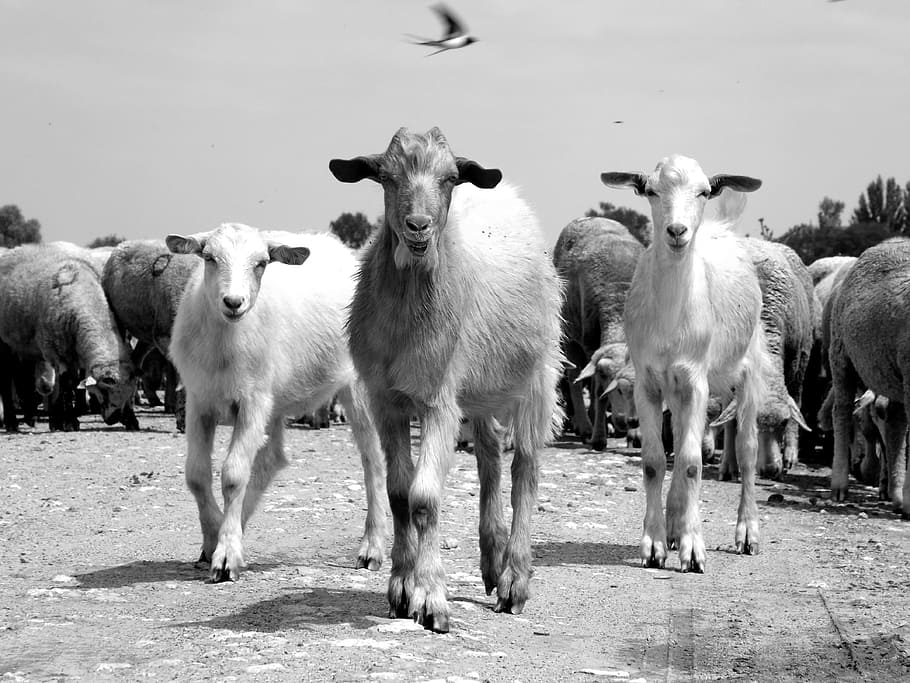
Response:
[1,0,908,248]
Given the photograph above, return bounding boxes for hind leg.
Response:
[472,416,508,596]
[240,414,289,530]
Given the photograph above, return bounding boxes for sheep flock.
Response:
[2,129,908,635]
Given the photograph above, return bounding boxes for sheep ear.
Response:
[575,358,597,382]
[709,398,738,428]
[268,244,310,266]
[456,158,502,188]
[600,172,648,196]
[77,376,98,390]
[329,156,382,184]
[166,233,207,256]
[709,174,762,197]
[788,395,811,432]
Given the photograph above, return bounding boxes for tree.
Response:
[329,211,375,249]
[87,234,125,248]
[585,201,651,246]
[817,197,844,229]
[852,176,906,233]
[0,204,42,247]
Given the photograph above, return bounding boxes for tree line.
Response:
[3,175,907,264]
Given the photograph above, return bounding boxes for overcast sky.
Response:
[2,0,908,248]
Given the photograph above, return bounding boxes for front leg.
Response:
[665,369,709,573]
[408,401,459,633]
[184,395,220,564]
[210,398,271,582]
[372,400,415,620]
[636,377,667,569]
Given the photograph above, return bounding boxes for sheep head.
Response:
[329,127,502,270]
[601,155,761,256]
[166,223,310,323]
[79,360,138,425]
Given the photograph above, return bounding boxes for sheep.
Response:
[713,239,816,479]
[552,216,643,449]
[601,154,765,572]
[166,223,388,581]
[0,244,137,431]
[330,127,563,632]
[807,255,857,287]
[829,238,910,515]
[102,240,200,427]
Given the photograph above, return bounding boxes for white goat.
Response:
[166,224,387,582]
[601,155,765,572]
[330,127,564,633]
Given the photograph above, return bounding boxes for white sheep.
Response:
[601,154,766,572]
[330,127,564,632]
[552,216,643,449]
[0,244,138,431]
[166,224,388,581]
[829,238,910,514]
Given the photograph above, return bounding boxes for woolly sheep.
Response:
[807,255,857,287]
[0,244,137,431]
[602,154,766,572]
[102,240,200,422]
[552,216,643,449]
[330,127,563,632]
[829,238,910,515]
[714,239,815,479]
[166,224,388,581]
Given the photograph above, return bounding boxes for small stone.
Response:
[624,485,638,492]
[767,493,785,504]
[858,512,868,519]
[441,537,459,550]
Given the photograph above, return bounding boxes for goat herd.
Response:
[0,127,907,635]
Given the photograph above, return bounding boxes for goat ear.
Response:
[268,244,310,266]
[165,233,207,256]
[329,156,382,184]
[600,172,648,195]
[456,158,502,189]
[708,174,762,197]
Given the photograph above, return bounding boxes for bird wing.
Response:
[431,3,466,39]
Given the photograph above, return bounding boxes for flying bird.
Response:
[406,3,477,56]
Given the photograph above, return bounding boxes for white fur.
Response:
[168,223,387,581]
[604,154,768,572]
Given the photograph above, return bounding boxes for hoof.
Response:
[356,555,382,571]
[413,609,449,634]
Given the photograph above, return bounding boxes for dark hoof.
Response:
[642,555,665,569]
[493,596,524,615]
[736,541,759,556]
[590,440,607,452]
[483,578,496,596]
[413,609,449,633]
[356,555,382,571]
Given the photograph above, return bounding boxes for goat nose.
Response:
[405,214,431,232]
[223,295,243,310]
[666,223,688,239]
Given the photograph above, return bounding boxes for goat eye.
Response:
[202,253,214,263]
[444,174,458,185]
[255,260,268,271]
[698,190,710,198]
[645,189,657,198]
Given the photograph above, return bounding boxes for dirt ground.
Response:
[1,407,909,682]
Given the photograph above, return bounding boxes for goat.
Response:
[601,154,765,572]
[330,127,563,632]
[166,224,387,581]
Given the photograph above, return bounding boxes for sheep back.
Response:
[0,244,135,404]
[102,239,200,350]
[553,216,643,352]
[831,238,910,402]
